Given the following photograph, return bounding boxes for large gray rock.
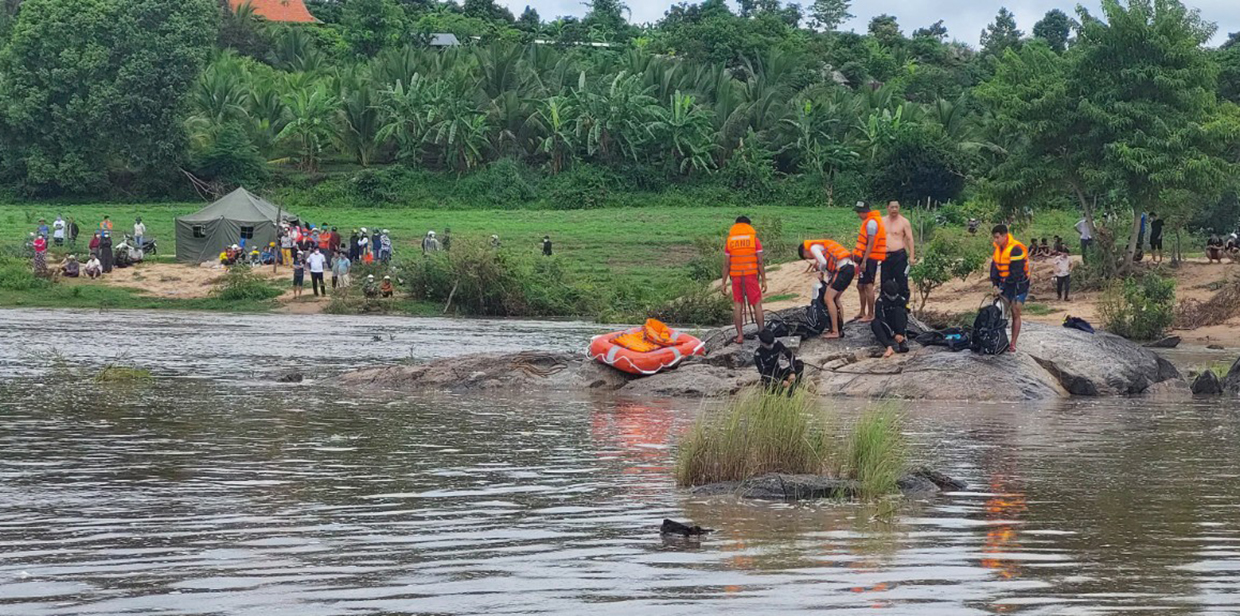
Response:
[341,317,1184,401]
[1192,370,1224,395]
[1224,357,1240,395]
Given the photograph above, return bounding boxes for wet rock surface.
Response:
[341,308,1185,401]
[689,468,967,501]
[1192,370,1224,395]
[1224,357,1240,395]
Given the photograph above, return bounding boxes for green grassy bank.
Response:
[0,202,1081,317]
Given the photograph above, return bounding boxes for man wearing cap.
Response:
[363,274,378,298]
[422,231,441,254]
[380,275,394,297]
[852,201,887,323]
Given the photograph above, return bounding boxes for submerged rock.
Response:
[274,370,305,383]
[1192,370,1224,395]
[1223,357,1240,396]
[689,468,967,501]
[341,308,1185,401]
[1144,335,1182,349]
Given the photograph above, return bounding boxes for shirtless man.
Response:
[882,201,915,305]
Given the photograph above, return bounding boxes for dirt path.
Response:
[86,261,333,313]
[762,256,1240,348]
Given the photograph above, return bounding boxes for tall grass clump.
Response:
[95,365,153,383]
[674,387,831,487]
[844,405,908,500]
[211,267,283,302]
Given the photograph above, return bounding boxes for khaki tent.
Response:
[175,188,299,263]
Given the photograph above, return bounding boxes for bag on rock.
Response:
[971,302,1009,355]
[1063,316,1095,333]
[915,327,971,352]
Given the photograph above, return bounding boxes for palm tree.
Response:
[186,54,249,146]
[528,95,576,174]
[574,71,659,163]
[336,82,382,167]
[276,85,338,171]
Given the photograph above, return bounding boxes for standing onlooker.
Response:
[52,215,66,246]
[100,216,113,233]
[291,251,305,298]
[37,219,49,238]
[542,235,553,256]
[133,217,146,251]
[490,234,501,249]
[882,200,914,304]
[422,231,441,254]
[99,232,114,273]
[1148,212,1165,263]
[306,247,327,297]
[332,250,351,289]
[1075,218,1093,257]
[1052,248,1072,302]
[280,228,294,266]
[32,233,48,276]
[442,228,452,251]
[349,229,361,261]
[89,232,101,258]
[329,227,341,253]
[68,217,80,247]
[379,229,392,263]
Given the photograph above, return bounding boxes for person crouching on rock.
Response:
[755,329,803,393]
[799,239,854,339]
[872,279,909,358]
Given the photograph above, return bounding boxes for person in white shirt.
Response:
[133,217,146,252]
[306,248,328,297]
[52,216,66,246]
[1074,219,1093,256]
[1052,248,1072,301]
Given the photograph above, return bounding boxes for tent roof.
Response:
[178,187,297,224]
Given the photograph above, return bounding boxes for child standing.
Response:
[1053,248,1072,301]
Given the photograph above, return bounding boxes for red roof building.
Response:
[229,0,317,23]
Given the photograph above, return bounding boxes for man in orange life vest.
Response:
[722,216,766,344]
[798,239,854,338]
[990,224,1030,353]
[852,202,887,323]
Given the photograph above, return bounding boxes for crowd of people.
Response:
[25,214,147,280]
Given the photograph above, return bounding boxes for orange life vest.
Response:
[853,211,888,262]
[993,234,1030,281]
[803,239,852,272]
[726,223,761,277]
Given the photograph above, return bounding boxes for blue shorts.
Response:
[1000,281,1029,304]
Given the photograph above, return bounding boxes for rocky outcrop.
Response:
[1144,335,1182,349]
[341,309,1185,401]
[1224,357,1240,395]
[689,468,967,501]
[1192,370,1224,395]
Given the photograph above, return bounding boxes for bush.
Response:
[646,284,731,326]
[0,255,51,291]
[190,122,269,190]
[675,387,832,487]
[544,165,617,209]
[399,240,599,316]
[210,267,283,302]
[1098,274,1176,340]
[909,237,988,311]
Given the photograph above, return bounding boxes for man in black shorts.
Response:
[800,240,855,338]
[1148,211,1164,263]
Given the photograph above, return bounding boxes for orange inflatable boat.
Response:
[589,319,705,376]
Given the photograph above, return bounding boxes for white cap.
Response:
[491,235,498,239]
[367,274,374,279]
[428,231,435,237]
[361,227,368,233]
[383,229,389,234]
[383,275,390,280]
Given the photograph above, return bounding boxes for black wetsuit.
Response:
[872,292,909,352]
[754,341,804,389]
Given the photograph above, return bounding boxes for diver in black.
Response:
[754,329,804,392]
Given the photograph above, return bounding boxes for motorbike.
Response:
[124,234,157,255]
[113,237,145,268]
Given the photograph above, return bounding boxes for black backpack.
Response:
[971,300,1009,355]
[916,327,971,352]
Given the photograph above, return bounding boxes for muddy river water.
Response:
[2,308,1239,615]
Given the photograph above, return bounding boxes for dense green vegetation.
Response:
[0,0,1234,249]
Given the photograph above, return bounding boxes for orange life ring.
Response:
[588,325,705,376]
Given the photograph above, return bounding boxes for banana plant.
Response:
[276,85,338,171]
[528,96,577,174]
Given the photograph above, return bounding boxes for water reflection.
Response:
[2,309,1240,614]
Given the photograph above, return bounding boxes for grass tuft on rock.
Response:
[95,365,153,383]
[675,388,909,500]
[844,405,908,500]
[675,387,831,487]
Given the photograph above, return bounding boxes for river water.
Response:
[2,308,1239,615]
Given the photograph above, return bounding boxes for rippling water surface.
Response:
[2,309,1240,615]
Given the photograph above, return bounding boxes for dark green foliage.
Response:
[211,266,282,302]
[869,125,966,206]
[191,123,269,189]
[0,0,217,195]
[980,8,1022,57]
[1032,9,1072,53]
[1098,274,1176,340]
[341,0,406,57]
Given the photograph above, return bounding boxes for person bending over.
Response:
[754,329,804,392]
[799,239,854,338]
[871,279,909,358]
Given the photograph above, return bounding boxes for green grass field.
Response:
[0,201,1081,315]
